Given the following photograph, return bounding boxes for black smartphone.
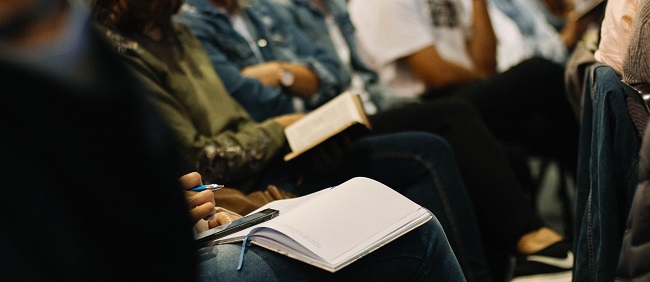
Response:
[195,208,279,247]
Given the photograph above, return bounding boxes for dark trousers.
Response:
[370,99,542,281]
[257,132,492,281]
[369,57,578,280]
[434,57,580,170]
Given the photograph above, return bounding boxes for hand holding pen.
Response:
[179,172,239,230]
[179,172,222,225]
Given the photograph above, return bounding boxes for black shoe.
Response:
[511,241,573,282]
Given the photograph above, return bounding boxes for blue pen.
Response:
[191,184,224,192]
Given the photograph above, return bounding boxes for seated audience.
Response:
[90,0,492,280]
[348,0,579,176]
[184,0,574,280]
[1,0,465,281]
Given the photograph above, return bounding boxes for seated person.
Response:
[196,0,573,280]
[348,0,579,175]
[488,0,601,71]
[487,0,566,71]
[183,172,467,281]
[90,0,491,280]
[176,0,345,122]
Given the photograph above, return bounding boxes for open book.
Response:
[211,177,432,272]
[284,91,371,161]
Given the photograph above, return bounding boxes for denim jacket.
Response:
[175,0,342,122]
[271,0,415,111]
[489,0,567,64]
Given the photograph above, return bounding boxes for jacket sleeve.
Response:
[176,9,344,121]
[287,18,343,108]
[122,54,288,185]
[190,24,297,122]
[265,1,344,108]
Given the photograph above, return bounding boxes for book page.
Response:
[215,189,331,242]
[257,177,424,263]
[284,91,367,159]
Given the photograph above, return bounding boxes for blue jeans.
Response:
[249,132,490,281]
[574,64,641,281]
[197,216,465,281]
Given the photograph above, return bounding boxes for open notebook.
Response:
[209,177,432,272]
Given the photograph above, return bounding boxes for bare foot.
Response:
[517,227,563,254]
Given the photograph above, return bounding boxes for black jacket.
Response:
[0,29,196,281]
[617,122,650,281]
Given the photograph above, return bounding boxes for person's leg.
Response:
[370,100,544,244]
[435,57,580,172]
[295,132,491,282]
[369,100,547,280]
[197,216,466,281]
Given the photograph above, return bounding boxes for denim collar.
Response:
[290,0,347,19]
[292,0,325,15]
[184,0,230,17]
[292,0,315,8]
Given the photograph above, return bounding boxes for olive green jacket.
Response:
[102,24,287,186]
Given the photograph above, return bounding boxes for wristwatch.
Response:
[279,67,295,88]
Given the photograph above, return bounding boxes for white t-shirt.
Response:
[488,5,529,72]
[349,0,474,97]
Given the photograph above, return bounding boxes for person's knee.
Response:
[394,132,452,150]
[419,215,445,244]
[395,132,456,161]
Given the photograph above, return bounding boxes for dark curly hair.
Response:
[89,0,183,34]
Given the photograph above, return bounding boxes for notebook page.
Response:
[259,177,422,263]
[215,189,330,242]
[249,209,430,272]
[330,210,431,267]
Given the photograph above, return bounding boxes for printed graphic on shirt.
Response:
[426,0,458,27]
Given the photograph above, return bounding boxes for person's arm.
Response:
[240,61,319,98]
[270,0,352,103]
[176,9,342,119]
[404,45,485,89]
[466,0,497,75]
[404,0,496,89]
[249,1,344,106]
[122,54,288,184]
[283,16,343,106]
[194,31,297,121]
[173,16,297,121]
